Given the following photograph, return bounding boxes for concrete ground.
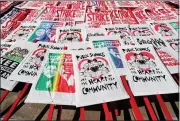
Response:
[0,83,179,120]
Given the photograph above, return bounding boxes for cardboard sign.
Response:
[86,28,106,41]
[25,51,76,106]
[0,41,36,91]
[102,24,135,45]
[28,21,58,43]
[55,26,86,44]
[129,24,154,36]
[148,21,177,37]
[5,23,37,42]
[118,45,178,96]
[90,36,127,76]
[8,42,66,84]
[73,48,129,107]
[133,36,179,74]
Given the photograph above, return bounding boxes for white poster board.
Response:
[118,45,178,96]
[72,48,129,107]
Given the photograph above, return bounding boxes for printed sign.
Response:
[0,41,36,91]
[86,7,112,28]
[8,42,66,83]
[5,23,37,42]
[129,24,154,36]
[102,24,135,45]
[55,27,86,44]
[21,1,46,10]
[161,36,179,52]
[118,45,178,96]
[28,21,58,43]
[133,36,179,74]
[73,49,129,107]
[90,36,127,76]
[148,22,177,37]
[67,43,92,50]
[25,51,76,105]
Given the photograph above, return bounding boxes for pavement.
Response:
[0,83,179,120]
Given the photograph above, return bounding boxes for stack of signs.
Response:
[102,24,135,45]
[72,49,129,107]
[5,23,37,42]
[129,24,155,36]
[118,45,178,96]
[0,41,36,91]
[28,21,65,43]
[89,36,127,76]
[55,27,86,44]
[132,36,179,74]
[0,42,14,55]
[8,42,66,84]
[25,50,76,105]
[148,21,177,37]
[161,36,179,52]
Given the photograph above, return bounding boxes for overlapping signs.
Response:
[132,36,179,74]
[118,45,178,96]
[25,50,76,105]
[0,41,36,91]
[72,49,129,107]
[8,42,66,84]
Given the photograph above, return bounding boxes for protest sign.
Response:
[161,36,179,52]
[8,42,66,83]
[129,24,155,36]
[72,48,129,107]
[0,41,36,91]
[133,36,179,74]
[25,50,76,105]
[148,21,177,37]
[118,45,178,96]
[5,23,37,42]
[102,24,135,45]
[55,26,86,44]
[86,28,106,41]
[90,36,128,76]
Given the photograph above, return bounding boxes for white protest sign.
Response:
[72,48,129,107]
[118,45,178,96]
[133,36,179,74]
[1,41,36,91]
